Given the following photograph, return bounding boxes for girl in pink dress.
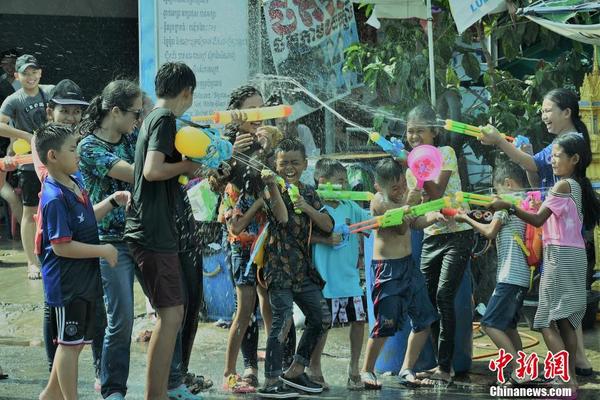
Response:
[489,133,600,394]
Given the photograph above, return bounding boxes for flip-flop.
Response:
[360,371,382,390]
[398,369,419,388]
[0,372,8,380]
[184,372,213,393]
[242,373,259,388]
[420,371,452,387]
[222,374,256,394]
[347,375,364,390]
[575,367,593,377]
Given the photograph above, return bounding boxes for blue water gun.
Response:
[369,132,407,160]
[514,135,530,149]
[176,118,233,169]
[333,224,351,249]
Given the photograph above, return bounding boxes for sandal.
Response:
[184,372,213,393]
[27,264,41,280]
[360,371,382,390]
[346,374,364,390]
[0,366,7,380]
[307,374,329,391]
[242,373,259,388]
[398,369,419,388]
[222,374,256,394]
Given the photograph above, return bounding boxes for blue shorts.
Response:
[230,248,256,287]
[370,256,439,338]
[481,282,527,330]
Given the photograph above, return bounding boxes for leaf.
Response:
[462,52,481,81]
[446,65,460,88]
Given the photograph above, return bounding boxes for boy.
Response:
[124,62,202,400]
[361,158,441,389]
[454,160,530,384]
[35,123,123,400]
[309,158,370,390]
[0,54,54,280]
[258,139,333,398]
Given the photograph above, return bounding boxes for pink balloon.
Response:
[407,145,443,189]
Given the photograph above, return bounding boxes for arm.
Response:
[410,211,448,231]
[0,114,33,141]
[93,191,129,221]
[480,125,537,172]
[423,170,452,200]
[310,233,341,246]
[455,213,503,239]
[107,160,135,184]
[143,150,197,182]
[526,170,541,189]
[228,197,266,236]
[299,201,333,233]
[266,181,288,224]
[52,241,117,267]
[371,193,410,235]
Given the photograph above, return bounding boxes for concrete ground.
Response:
[1,242,599,399]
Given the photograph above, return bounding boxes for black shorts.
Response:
[50,298,96,346]
[326,296,367,325]
[18,169,41,206]
[129,243,184,308]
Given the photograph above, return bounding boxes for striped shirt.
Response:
[493,210,530,288]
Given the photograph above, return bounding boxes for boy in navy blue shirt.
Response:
[35,123,127,400]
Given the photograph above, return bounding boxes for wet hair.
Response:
[406,104,442,147]
[544,89,590,146]
[274,138,306,159]
[227,85,262,110]
[35,123,77,164]
[79,80,141,135]
[155,62,196,98]
[314,158,346,183]
[553,133,600,229]
[374,158,405,186]
[493,157,527,188]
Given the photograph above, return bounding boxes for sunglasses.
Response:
[123,108,143,119]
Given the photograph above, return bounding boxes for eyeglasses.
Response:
[123,109,143,119]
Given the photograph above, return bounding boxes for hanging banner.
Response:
[449,0,506,34]
[263,0,360,120]
[525,16,600,45]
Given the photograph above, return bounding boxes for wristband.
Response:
[110,197,120,208]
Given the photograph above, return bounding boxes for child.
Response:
[77,79,143,399]
[258,138,333,398]
[35,123,123,400]
[488,133,600,394]
[454,160,530,384]
[480,88,595,376]
[405,104,473,384]
[309,158,370,390]
[123,62,201,400]
[0,54,55,280]
[360,158,441,389]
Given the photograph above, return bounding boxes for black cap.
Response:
[50,79,89,106]
[15,54,40,73]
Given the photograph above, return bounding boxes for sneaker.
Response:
[279,373,323,393]
[257,381,299,399]
[168,383,203,400]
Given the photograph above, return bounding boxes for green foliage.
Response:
[344,0,593,168]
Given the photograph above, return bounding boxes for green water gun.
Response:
[349,196,452,233]
[454,191,520,207]
[316,183,375,202]
[271,174,302,214]
[444,120,516,143]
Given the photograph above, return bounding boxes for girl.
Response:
[480,88,595,376]
[221,85,278,392]
[488,133,600,393]
[405,104,473,385]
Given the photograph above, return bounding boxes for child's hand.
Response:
[112,191,131,210]
[407,189,422,206]
[520,142,534,155]
[453,209,468,223]
[487,196,511,211]
[229,110,248,130]
[479,124,502,146]
[293,195,310,212]
[261,170,277,187]
[429,211,448,223]
[1,156,16,172]
[327,232,343,247]
[102,244,118,267]
[233,132,254,153]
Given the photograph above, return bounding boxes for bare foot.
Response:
[39,388,64,400]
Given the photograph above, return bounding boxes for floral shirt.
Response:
[219,183,267,254]
[406,145,471,236]
[264,184,333,292]
[78,132,137,242]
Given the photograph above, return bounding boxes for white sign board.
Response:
[140,0,250,117]
[449,0,506,34]
[526,16,600,46]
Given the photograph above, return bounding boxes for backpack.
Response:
[513,191,543,290]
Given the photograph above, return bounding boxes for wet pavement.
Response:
[1,242,599,399]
